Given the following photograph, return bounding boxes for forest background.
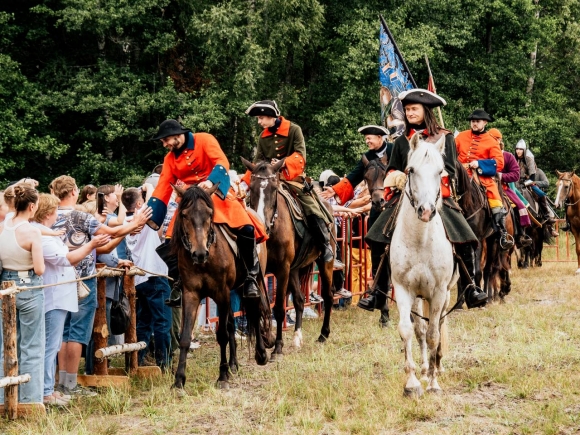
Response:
[1,0,579,190]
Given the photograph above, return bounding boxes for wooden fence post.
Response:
[2,281,18,419]
[123,273,138,374]
[93,264,109,376]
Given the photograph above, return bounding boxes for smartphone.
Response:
[97,192,105,214]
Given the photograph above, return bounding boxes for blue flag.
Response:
[379,16,416,140]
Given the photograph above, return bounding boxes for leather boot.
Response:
[358,244,389,312]
[455,243,487,309]
[236,230,260,299]
[493,210,514,250]
[156,240,183,307]
[537,195,556,224]
[307,216,334,263]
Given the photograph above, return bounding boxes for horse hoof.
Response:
[172,387,187,398]
[229,364,238,375]
[575,268,580,275]
[379,320,390,328]
[269,352,283,363]
[317,334,327,343]
[426,387,443,395]
[216,380,230,390]
[255,352,268,366]
[403,386,423,398]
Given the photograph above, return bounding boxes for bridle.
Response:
[180,210,216,259]
[365,159,387,195]
[250,172,279,234]
[559,176,580,207]
[404,167,441,210]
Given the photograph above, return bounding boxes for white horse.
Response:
[390,133,458,397]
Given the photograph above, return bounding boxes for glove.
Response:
[395,173,407,191]
[524,179,533,187]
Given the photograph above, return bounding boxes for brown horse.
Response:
[171,184,272,390]
[241,158,335,359]
[554,171,580,274]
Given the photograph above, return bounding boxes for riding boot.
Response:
[156,240,183,307]
[537,195,556,224]
[307,215,334,263]
[513,214,532,248]
[455,243,487,309]
[236,227,260,299]
[358,242,389,312]
[492,209,515,250]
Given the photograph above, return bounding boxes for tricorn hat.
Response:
[467,108,494,122]
[150,120,191,141]
[398,89,447,108]
[358,125,389,136]
[245,100,281,117]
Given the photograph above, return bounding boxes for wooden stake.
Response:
[2,281,18,419]
[93,264,109,376]
[95,342,147,359]
[123,274,138,374]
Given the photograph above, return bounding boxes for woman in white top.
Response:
[33,194,110,406]
[0,184,44,404]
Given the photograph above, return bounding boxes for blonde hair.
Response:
[3,185,15,209]
[34,193,60,223]
[51,175,77,200]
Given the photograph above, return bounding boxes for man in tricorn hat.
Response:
[456,109,513,249]
[362,89,488,310]
[320,124,393,319]
[146,119,267,302]
[242,100,334,263]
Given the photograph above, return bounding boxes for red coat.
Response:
[151,132,266,241]
[455,130,504,202]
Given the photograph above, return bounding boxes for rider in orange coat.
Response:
[147,119,266,299]
[456,109,513,249]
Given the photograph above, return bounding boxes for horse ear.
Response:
[272,158,286,173]
[171,183,186,198]
[434,135,446,154]
[241,157,256,172]
[556,170,563,177]
[409,132,421,151]
[205,182,220,196]
[362,154,369,167]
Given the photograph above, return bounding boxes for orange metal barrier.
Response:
[541,219,577,263]
[200,216,373,328]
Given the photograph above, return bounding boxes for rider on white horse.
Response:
[364,89,488,309]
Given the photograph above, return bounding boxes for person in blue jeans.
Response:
[122,186,172,370]
[0,184,45,404]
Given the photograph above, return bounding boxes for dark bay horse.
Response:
[241,158,335,360]
[518,184,554,268]
[454,163,513,302]
[361,154,392,326]
[554,171,580,274]
[171,185,272,390]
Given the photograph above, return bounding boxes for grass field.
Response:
[1,262,580,435]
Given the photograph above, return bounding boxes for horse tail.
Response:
[244,279,274,350]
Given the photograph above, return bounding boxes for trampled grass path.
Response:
[2,262,580,434]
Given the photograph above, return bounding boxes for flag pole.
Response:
[424,54,445,129]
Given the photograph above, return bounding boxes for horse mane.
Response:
[406,140,444,171]
[455,161,475,212]
[170,186,214,255]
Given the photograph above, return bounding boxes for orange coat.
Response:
[455,130,504,202]
[151,132,267,241]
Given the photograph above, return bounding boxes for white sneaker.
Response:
[309,292,323,304]
[303,307,319,319]
[335,288,352,298]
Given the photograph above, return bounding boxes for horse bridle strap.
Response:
[405,169,441,209]
[560,178,580,206]
[181,223,216,255]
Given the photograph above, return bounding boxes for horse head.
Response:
[362,154,388,210]
[406,133,445,222]
[242,157,285,234]
[171,183,219,264]
[555,170,576,208]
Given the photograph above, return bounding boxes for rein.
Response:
[404,169,441,210]
[560,177,580,207]
[181,222,216,257]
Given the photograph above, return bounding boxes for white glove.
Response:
[395,173,407,191]
[524,179,533,187]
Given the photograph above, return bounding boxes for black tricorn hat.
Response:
[398,89,447,108]
[467,108,494,122]
[358,125,389,136]
[150,120,191,141]
[245,100,281,117]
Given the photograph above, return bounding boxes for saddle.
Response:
[278,182,307,239]
[217,208,267,257]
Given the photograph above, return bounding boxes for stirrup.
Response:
[499,233,515,250]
